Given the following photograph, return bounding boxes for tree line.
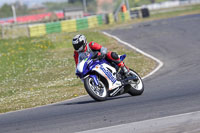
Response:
[0,2,29,18]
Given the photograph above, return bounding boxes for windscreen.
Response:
[78,52,90,64]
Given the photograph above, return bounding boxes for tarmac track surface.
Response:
[0,14,200,133]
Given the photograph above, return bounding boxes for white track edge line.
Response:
[102,31,164,79]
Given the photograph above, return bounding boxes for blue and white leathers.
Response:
[76,53,126,90]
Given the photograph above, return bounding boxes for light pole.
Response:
[125,0,130,11]
[11,5,17,23]
[83,0,87,13]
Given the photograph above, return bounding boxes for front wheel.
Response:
[84,77,108,101]
[126,69,144,96]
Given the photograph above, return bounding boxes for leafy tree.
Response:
[14,2,29,16]
[43,1,82,12]
[128,0,169,7]
[68,0,82,3]
[43,0,97,13]
[0,2,30,19]
[86,0,97,13]
[0,4,12,18]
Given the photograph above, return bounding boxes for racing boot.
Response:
[118,61,130,77]
[121,65,130,77]
[119,62,138,82]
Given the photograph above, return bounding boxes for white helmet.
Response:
[72,34,87,52]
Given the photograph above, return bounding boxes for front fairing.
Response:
[75,53,109,78]
[76,59,90,78]
[76,53,94,78]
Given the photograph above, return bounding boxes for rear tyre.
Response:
[126,69,144,96]
[84,77,108,101]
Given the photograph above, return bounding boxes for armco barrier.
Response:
[46,22,61,34]
[61,19,77,32]
[29,24,46,37]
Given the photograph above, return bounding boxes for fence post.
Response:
[26,24,30,37]
[1,24,4,39]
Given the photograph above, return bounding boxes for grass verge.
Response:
[0,30,156,113]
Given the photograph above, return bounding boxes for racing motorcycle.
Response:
[76,52,144,101]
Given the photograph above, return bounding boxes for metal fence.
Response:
[1,24,29,39]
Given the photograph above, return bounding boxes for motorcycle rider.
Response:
[72,34,130,76]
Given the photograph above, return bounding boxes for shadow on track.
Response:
[54,95,131,106]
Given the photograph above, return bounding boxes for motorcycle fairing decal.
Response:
[100,65,117,84]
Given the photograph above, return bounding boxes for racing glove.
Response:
[97,52,105,60]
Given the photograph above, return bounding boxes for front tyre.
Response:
[126,69,144,96]
[84,77,108,101]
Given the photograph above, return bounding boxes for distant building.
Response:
[29,4,46,14]
[97,0,113,14]
[63,8,84,20]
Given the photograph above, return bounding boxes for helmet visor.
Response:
[73,43,82,51]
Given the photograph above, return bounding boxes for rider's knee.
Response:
[111,52,119,60]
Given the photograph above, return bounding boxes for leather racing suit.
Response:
[73,41,126,69]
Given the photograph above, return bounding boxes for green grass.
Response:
[0,30,156,113]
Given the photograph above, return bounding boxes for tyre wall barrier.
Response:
[28,9,147,37]
[114,11,131,23]
[124,11,131,21]
[141,8,150,18]
[46,21,61,34]
[108,13,115,24]
[117,12,124,22]
[130,9,140,19]
[88,16,98,28]
[76,18,89,30]
[29,15,104,37]
[29,24,46,37]
[61,19,77,32]
[97,15,103,25]
[129,8,150,19]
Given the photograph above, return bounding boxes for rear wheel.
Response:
[84,77,108,101]
[126,69,144,96]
